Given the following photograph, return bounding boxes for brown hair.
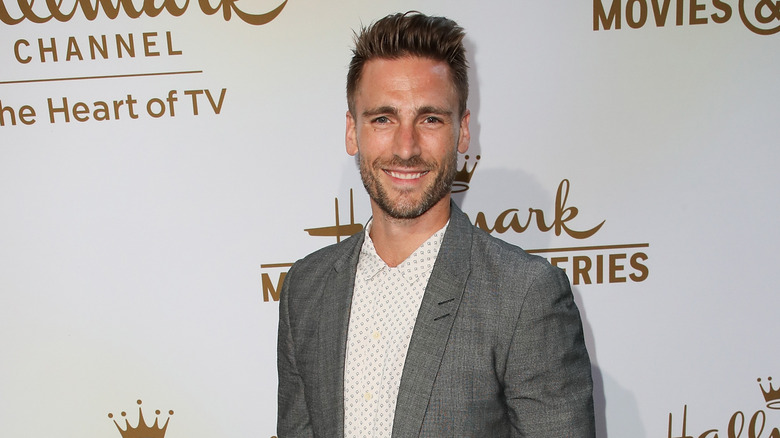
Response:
[346,11,468,117]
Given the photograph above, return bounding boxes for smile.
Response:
[385,170,429,180]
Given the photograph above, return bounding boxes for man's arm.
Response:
[276,265,314,437]
[504,261,596,437]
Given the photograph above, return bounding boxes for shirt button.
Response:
[364,392,372,400]
[372,331,381,339]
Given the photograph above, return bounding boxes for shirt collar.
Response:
[358,219,449,285]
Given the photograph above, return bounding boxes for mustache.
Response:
[373,155,435,169]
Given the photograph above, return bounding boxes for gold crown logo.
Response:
[452,154,480,193]
[108,399,174,438]
[758,377,780,410]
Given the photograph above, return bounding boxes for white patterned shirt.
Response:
[343,220,448,437]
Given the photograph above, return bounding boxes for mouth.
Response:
[384,169,429,180]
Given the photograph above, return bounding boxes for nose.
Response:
[392,121,421,160]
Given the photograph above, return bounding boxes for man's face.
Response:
[346,56,470,220]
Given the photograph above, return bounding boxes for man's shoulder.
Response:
[466,222,559,278]
[447,203,556,276]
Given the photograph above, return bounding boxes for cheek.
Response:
[422,131,458,154]
[357,129,394,153]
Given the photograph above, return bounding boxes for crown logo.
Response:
[758,377,780,410]
[108,399,174,438]
[452,154,480,193]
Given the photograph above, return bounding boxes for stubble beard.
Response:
[358,149,458,220]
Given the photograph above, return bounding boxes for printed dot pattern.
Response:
[344,221,447,437]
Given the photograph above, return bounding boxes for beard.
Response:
[358,148,458,220]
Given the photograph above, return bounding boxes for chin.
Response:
[379,193,447,220]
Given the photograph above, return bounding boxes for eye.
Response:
[372,116,390,124]
[423,116,442,124]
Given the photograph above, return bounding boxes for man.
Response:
[277,11,595,437]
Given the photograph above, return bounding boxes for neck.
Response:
[368,196,451,267]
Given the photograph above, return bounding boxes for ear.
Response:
[457,109,471,154]
[346,111,358,156]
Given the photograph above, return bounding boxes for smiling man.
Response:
[277,12,595,437]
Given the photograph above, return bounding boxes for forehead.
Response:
[354,56,457,108]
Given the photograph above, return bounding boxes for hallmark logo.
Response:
[452,154,480,193]
[0,0,288,25]
[760,377,780,410]
[304,189,363,243]
[469,179,605,239]
[593,0,780,35]
[108,399,173,438]
[668,376,780,438]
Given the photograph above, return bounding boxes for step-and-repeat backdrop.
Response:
[2,1,778,436]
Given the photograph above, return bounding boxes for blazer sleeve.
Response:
[276,265,315,437]
[504,261,596,437]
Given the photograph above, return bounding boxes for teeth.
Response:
[387,170,426,180]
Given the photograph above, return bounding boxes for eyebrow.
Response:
[361,105,454,119]
[362,106,397,118]
[419,106,454,118]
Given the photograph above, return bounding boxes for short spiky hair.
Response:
[346,11,469,117]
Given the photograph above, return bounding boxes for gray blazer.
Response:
[277,203,595,437]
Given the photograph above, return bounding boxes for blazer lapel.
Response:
[316,232,363,437]
[392,203,473,436]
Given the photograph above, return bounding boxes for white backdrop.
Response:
[2,1,779,437]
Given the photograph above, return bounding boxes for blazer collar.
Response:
[317,230,364,437]
[392,202,474,436]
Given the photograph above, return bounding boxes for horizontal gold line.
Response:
[261,263,294,269]
[526,243,650,254]
[0,70,203,85]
